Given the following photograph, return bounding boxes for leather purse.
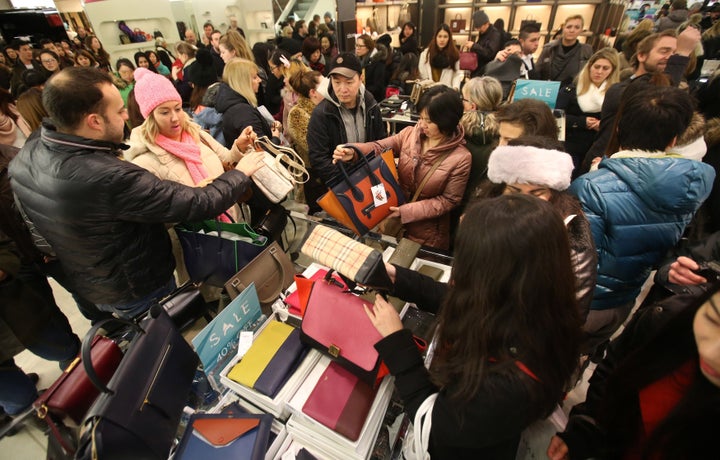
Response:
[175,413,273,460]
[459,51,479,71]
[158,280,210,330]
[175,217,268,287]
[33,336,123,456]
[34,336,123,425]
[300,224,392,291]
[317,148,404,236]
[300,271,385,386]
[76,307,200,460]
[224,241,294,314]
[253,136,309,203]
[302,361,377,441]
[450,13,466,33]
[227,321,307,397]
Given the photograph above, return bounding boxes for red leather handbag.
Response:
[34,336,123,455]
[299,271,386,386]
[459,51,478,71]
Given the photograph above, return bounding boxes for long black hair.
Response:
[430,195,581,417]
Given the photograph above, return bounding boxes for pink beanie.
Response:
[133,67,182,118]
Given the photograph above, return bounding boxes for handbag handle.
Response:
[337,145,382,201]
[81,318,145,395]
[254,136,310,184]
[230,244,288,304]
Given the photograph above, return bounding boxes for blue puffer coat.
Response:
[569,152,716,310]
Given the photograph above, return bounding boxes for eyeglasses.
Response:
[269,64,279,71]
[355,44,367,48]
[41,59,57,64]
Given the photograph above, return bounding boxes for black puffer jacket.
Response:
[215,82,273,149]
[9,123,253,304]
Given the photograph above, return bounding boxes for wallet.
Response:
[174,413,273,460]
[302,361,377,441]
[228,321,307,397]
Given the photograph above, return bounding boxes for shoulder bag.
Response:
[459,51,478,72]
[317,147,404,236]
[252,136,309,203]
[76,307,199,460]
[224,241,295,314]
[379,152,450,240]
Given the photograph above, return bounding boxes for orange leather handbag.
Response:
[317,147,405,236]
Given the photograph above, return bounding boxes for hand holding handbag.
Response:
[317,147,404,236]
[252,136,309,203]
[76,307,200,460]
[300,224,392,291]
[378,152,450,241]
[299,270,386,386]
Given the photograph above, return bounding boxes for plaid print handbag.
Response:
[300,224,392,291]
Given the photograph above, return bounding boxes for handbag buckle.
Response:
[328,344,341,358]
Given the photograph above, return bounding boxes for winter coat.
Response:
[364,46,388,103]
[353,124,471,250]
[377,265,561,459]
[418,48,464,90]
[124,127,244,221]
[469,25,503,77]
[536,40,593,85]
[694,118,720,235]
[215,82,274,149]
[399,34,419,55]
[307,86,385,186]
[287,96,315,167]
[656,9,689,32]
[569,152,715,310]
[462,131,496,208]
[555,82,603,173]
[9,122,253,305]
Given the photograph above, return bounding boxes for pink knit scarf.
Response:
[155,131,231,223]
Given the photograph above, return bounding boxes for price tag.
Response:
[371,183,388,207]
[237,331,254,359]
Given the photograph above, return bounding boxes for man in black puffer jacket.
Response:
[9,67,264,319]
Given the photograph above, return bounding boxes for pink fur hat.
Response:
[133,67,181,118]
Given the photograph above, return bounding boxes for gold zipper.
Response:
[140,343,172,410]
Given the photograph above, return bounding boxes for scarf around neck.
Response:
[577,80,606,114]
[154,131,232,223]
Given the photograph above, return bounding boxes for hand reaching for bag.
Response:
[234,126,257,152]
[364,294,403,338]
[332,145,356,164]
[235,150,265,177]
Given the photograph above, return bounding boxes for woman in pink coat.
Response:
[335,86,471,250]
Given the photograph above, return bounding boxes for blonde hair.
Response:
[460,76,501,139]
[563,15,584,28]
[219,30,254,61]
[223,58,259,106]
[139,106,201,145]
[576,47,620,96]
[703,19,720,41]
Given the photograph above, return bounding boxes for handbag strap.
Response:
[410,152,450,203]
[81,318,144,394]
[411,393,438,460]
[338,144,382,200]
[254,136,310,184]
[40,412,76,455]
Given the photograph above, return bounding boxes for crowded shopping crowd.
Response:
[2,2,720,458]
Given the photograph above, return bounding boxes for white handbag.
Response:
[252,136,309,203]
[402,393,438,460]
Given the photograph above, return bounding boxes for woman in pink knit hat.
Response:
[124,67,260,288]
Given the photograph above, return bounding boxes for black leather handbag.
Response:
[76,307,199,460]
[158,281,212,331]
